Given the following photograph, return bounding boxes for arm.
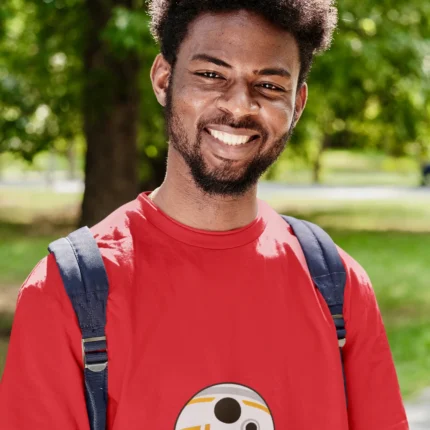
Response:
[341,252,409,430]
[0,256,90,429]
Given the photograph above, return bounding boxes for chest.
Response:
[105,255,347,429]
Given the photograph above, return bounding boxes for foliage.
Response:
[101,6,167,185]
[278,0,430,177]
[0,0,429,178]
[0,0,84,161]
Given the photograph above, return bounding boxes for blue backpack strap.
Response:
[48,226,109,430]
[281,215,348,404]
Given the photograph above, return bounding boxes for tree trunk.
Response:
[79,0,140,227]
[139,149,168,192]
[312,135,331,184]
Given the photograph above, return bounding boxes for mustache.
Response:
[197,113,269,140]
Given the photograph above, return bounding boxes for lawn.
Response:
[1,187,430,400]
[267,148,422,186]
[0,189,80,286]
[273,196,430,399]
[325,230,430,398]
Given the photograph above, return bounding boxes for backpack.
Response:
[48,215,347,430]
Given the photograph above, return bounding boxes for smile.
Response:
[206,128,259,146]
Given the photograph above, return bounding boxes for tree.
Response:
[274,0,430,183]
[1,0,430,207]
[0,0,167,226]
[79,1,141,227]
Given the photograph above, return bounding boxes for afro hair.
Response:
[148,0,338,86]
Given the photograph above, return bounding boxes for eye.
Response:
[259,83,284,92]
[196,71,223,79]
[214,398,241,424]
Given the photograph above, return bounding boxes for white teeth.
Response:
[208,128,252,146]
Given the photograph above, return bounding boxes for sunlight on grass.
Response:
[268,149,421,186]
[0,234,58,285]
[387,320,430,399]
[0,189,81,224]
[272,198,430,232]
[275,201,430,398]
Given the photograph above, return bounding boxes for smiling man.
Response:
[0,1,408,429]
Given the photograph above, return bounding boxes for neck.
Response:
[150,149,259,232]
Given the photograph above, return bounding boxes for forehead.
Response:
[178,10,300,72]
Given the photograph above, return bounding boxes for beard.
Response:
[165,84,296,198]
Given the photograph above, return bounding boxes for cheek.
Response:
[173,82,214,125]
[263,102,295,137]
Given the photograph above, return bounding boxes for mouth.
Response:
[204,127,260,147]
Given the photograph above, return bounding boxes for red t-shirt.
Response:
[0,193,408,429]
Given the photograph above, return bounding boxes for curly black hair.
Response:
[148,0,338,86]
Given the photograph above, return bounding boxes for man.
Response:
[0,1,408,429]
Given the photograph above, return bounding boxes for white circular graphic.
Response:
[175,383,275,430]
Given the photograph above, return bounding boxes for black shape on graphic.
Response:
[246,423,258,430]
[214,397,242,424]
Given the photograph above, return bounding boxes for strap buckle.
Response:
[333,314,346,348]
[82,336,108,372]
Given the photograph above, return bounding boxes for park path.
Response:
[2,178,430,199]
[257,181,430,201]
[405,388,430,429]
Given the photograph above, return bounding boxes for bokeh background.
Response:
[0,0,430,416]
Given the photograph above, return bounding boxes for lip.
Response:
[205,124,261,138]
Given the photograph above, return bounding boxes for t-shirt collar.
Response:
[138,192,267,250]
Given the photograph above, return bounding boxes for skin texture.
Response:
[150,10,308,231]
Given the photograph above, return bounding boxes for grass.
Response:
[268,149,423,186]
[272,198,430,399]
[1,186,430,399]
[272,197,430,233]
[327,230,430,398]
[0,313,13,374]
[0,189,81,225]
[0,338,9,375]
[0,189,80,286]
[0,223,61,286]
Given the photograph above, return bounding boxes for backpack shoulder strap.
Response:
[281,215,348,403]
[48,226,109,430]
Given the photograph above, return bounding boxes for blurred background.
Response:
[0,0,429,424]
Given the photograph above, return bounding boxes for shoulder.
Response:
[79,195,148,291]
[17,195,145,309]
[91,195,143,251]
[336,247,384,340]
[338,247,371,291]
[264,206,380,333]
[15,254,76,327]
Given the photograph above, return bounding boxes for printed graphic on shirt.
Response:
[175,383,275,430]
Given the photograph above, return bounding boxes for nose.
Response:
[216,80,260,118]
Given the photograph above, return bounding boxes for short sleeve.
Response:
[0,255,90,429]
[340,250,409,430]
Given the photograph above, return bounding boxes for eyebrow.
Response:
[191,54,291,78]
[255,67,291,78]
[191,54,232,68]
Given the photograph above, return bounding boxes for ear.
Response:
[293,83,308,126]
[150,54,172,107]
